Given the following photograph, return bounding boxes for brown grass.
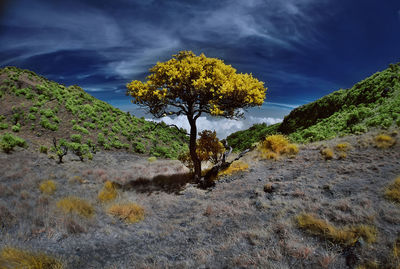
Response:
[107,203,145,224]
[258,135,299,160]
[385,176,400,203]
[296,213,377,246]
[0,247,63,269]
[57,196,94,218]
[335,142,351,152]
[39,180,56,195]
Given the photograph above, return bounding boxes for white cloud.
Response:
[147,115,282,139]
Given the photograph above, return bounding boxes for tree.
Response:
[126,51,266,181]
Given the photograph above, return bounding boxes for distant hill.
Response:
[0,66,188,158]
[227,63,400,151]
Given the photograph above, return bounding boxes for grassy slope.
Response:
[227,63,400,151]
[0,66,188,158]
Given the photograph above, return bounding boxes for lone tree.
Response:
[126,51,266,181]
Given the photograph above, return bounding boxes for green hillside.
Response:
[227,63,400,151]
[0,66,188,158]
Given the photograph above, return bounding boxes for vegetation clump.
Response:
[374,134,396,149]
[385,176,400,203]
[321,148,334,160]
[258,134,299,160]
[107,203,145,224]
[57,196,94,218]
[218,160,249,177]
[0,246,63,269]
[0,133,27,153]
[98,181,117,202]
[39,180,56,195]
[296,213,377,246]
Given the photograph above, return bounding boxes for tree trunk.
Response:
[188,116,201,182]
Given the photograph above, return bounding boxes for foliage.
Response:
[11,123,20,132]
[0,247,63,269]
[68,142,91,161]
[147,156,157,162]
[51,138,68,163]
[196,130,225,164]
[107,203,145,224]
[127,51,266,179]
[0,133,27,153]
[228,62,400,149]
[39,180,56,195]
[57,196,94,218]
[385,176,400,203]
[296,213,377,246]
[39,145,48,154]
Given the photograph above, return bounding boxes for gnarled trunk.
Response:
[188,116,201,182]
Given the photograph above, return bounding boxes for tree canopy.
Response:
[126,51,267,182]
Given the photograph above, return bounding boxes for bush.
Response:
[147,156,157,162]
[296,213,377,246]
[0,247,63,269]
[0,123,8,130]
[335,142,351,151]
[321,148,334,160]
[72,124,89,135]
[0,133,27,153]
[385,176,400,203]
[98,181,117,202]
[39,145,48,154]
[374,134,396,149]
[70,134,82,143]
[258,134,299,159]
[11,123,20,132]
[39,180,56,195]
[57,196,94,218]
[107,203,145,224]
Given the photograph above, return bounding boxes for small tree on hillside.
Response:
[126,51,266,181]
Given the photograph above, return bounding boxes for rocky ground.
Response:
[1,128,400,268]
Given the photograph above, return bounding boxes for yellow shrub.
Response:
[0,247,63,269]
[385,176,400,203]
[338,152,347,159]
[321,148,334,160]
[261,134,289,154]
[284,144,299,156]
[107,203,145,224]
[258,134,299,160]
[57,196,94,218]
[296,213,377,246]
[335,142,350,151]
[98,181,117,202]
[218,160,249,176]
[375,134,396,149]
[39,180,56,195]
[147,157,157,162]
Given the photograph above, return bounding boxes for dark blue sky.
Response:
[1,0,400,137]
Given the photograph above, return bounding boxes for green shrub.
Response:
[70,134,82,143]
[72,124,89,134]
[28,113,36,121]
[0,133,27,153]
[40,145,48,154]
[0,123,8,130]
[11,123,21,132]
[40,117,58,131]
[132,141,146,154]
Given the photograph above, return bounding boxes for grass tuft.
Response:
[57,196,94,218]
[0,247,63,269]
[321,148,334,160]
[335,142,351,152]
[296,213,377,246]
[98,181,117,203]
[384,176,400,203]
[374,134,396,149]
[218,160,249,177]
[39,180,56,195]
[107,203,145,224]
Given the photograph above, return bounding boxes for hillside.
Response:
[0,66,188,158]
[227,63,400,151]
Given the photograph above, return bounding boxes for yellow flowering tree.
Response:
[126,51,266,181]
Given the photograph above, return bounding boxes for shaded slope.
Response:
[0,66,188,158]
[227,63,400,151]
